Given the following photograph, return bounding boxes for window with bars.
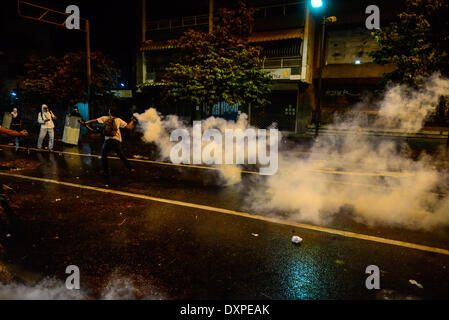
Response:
[262,57,302,69]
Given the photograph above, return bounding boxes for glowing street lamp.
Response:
[311,0,323,8]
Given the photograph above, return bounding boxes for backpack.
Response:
[103,116,117,137]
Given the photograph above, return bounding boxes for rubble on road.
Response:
[291,235,303,244]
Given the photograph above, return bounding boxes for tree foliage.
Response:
[370,0,449,87]
[162,1,271,108]
[20,51,120,107]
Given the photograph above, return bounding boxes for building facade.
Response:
[136,0,401,133]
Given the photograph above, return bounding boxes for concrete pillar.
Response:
[296,2,316,133]
[300,3,316,85]
[296,83,314,134]
[142,0,147,83]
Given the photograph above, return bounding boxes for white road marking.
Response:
[1,143,445,196]
[1,171,448,257]
[0,144,415,178]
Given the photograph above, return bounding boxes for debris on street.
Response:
[2,185,13,191]
[291,235,302,244]
[409,279,424,289]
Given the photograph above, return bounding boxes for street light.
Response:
[310,0,336,138]
[311,0,323,8]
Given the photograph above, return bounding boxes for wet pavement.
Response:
[0,137,449,300]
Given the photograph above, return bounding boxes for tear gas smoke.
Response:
[134,109,279,185]
[376,73,449,132]
[135,73,449,230]
[0,274,164,300]
[0,278,86,300]
[249,73,449,230]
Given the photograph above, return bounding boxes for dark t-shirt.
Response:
[10,114,21,128]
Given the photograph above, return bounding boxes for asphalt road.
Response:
[0,138,449,300]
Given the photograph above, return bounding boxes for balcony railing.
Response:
[145,56,302,83]
[147,1,305,32]
[147,14,209,31]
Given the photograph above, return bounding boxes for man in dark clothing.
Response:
[71,106,83,119]
[9,108,22,148]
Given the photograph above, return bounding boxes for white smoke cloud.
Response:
[0,274,165,300]
[135,74,449,230]
[134,109,279,185]
[248,73,449,230]
[376,73,449,132]
[0,278,86,300]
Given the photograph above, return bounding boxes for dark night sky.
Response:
[1,0,139,86]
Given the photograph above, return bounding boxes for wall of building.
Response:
[306,0,406,127]
[137,0,407,132]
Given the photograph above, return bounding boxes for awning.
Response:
[248,28,303,43]
[141,28,303,51]
[141,41,175,51]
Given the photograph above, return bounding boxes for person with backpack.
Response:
[81,106,136,175]
[37,104,57,151]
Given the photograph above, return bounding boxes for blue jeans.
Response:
[101,139,132,174]
[37,127,54,150]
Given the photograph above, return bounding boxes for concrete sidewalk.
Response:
[298,125,449,140]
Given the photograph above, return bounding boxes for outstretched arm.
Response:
[79,120,96,133]
[81,119,99,125]
[124,118,136,130]
[0,127,28,137]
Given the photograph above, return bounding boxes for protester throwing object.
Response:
[37,104,56,151]
[81,105,136,176]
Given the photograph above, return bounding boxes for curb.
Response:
[300,128,449,140]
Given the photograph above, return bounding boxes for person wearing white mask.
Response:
[37,104,57,151]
